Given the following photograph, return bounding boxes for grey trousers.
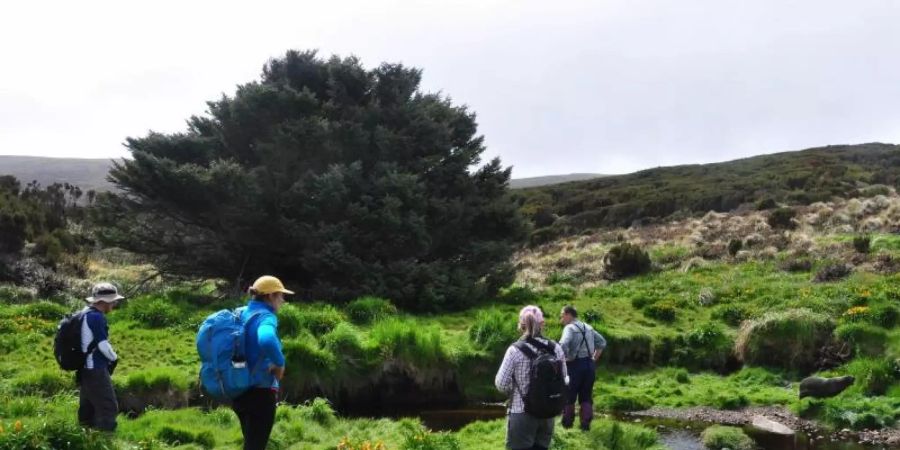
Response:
[78,368,118,431]
[506,412,554,450]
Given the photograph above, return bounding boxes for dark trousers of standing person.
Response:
[562,357,595,430]
[78,368,119,432]
[233,388,277,450]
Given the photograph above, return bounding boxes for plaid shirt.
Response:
[494,337,568,413]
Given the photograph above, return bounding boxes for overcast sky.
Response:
[2,0,899,178]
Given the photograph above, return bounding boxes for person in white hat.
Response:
[78,282,124,431]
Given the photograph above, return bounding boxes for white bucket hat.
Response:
[86,282,125,304]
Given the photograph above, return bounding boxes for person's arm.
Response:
[559,324,574,361]
[592,329,606,361]
[494,346,516,395]
[555,343,569,384]
[257,315,285,367]
[87,313,117,361]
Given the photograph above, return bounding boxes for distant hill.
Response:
[510,173,607,189]
[518,143,900,241]
[0,156,114,192]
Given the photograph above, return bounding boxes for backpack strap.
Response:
[242,310,272,376]
[79,310,100,360]
[513,340,538,359]
[577,323,590,355]
[525,337,556,354]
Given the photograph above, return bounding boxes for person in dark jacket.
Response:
[233,275,293,450]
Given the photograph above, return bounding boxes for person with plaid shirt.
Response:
[495,306,568,450]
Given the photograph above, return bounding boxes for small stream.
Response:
[622,417,876,450]
[345,405,882,450]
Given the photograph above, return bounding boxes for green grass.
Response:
[701,425,754,450]
[1,238,900,447]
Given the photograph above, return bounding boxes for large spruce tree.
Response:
[98,50,527,310]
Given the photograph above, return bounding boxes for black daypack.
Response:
[513,337,567,419]
[54,310,96,371]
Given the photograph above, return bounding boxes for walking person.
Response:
[558,305,606,431]
[232,275,293,450]
[78,282,123,432]
[495,306,568,450]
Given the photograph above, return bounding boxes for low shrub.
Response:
[11,370,73,396]
[727,239,743,257]
[779,257,813,272]
[582,308,603,324]
[124,367,192,395]
[588,420,659,450]
[853,235,872,254]
[729,367,785,386]
[469,309,518,354]
[834,323,887,357]
[546,271,578,285]
[630,296,656,309]
[0,419,114,450]
[756,198,778,210]
[121,296,183,328]
[643,302,677,323]
[841,358,898,396]
[17,301,68,321]
[871,304,900,328]
[735,309,834,373]
[701,425,754,450]
[399,419,461,450]
[603,243,652,280]
[495,285,539,305]
[767,207,797,230]
[157,426,215,449]
[711,304,752,327]
[671,322,734,372]
[321,322,368,364]
[819,394,900,430]
[278,303,345,337]
[370,319,446,366]
[345,297,397,325]
[282,335,338,376]
[598,327,652,365]
[0,284,36,304]
[713,393,749,410]
[299,397,337,426]
[604,393,653,411]
[544,284,576,302]
[813,262,852,283]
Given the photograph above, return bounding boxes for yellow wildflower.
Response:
[14,420,22,433]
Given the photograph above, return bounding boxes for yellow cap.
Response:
[251,276,295,295]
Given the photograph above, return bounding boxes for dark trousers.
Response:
[78,368,118,431]
[562,358,595,430]
[233,388,277,450]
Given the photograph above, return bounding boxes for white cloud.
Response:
[1,0,900,176]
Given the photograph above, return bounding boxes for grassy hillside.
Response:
[509,173,607,189]
[517,143,900,240]
[0,156,114,192]
[2,190,900,447]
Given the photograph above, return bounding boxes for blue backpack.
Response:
[196,308,267,400]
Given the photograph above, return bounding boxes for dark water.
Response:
[634,417,878,450]
[349,406,881,450]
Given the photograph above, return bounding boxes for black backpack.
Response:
[54,310,95,371]
[513,337,567,419]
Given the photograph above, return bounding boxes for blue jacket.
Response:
[241,300,285,389]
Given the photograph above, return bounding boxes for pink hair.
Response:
[518,305,544,338]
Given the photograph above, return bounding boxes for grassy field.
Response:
[1,227,899,447]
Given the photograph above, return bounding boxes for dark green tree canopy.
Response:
[99,50,527,310]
